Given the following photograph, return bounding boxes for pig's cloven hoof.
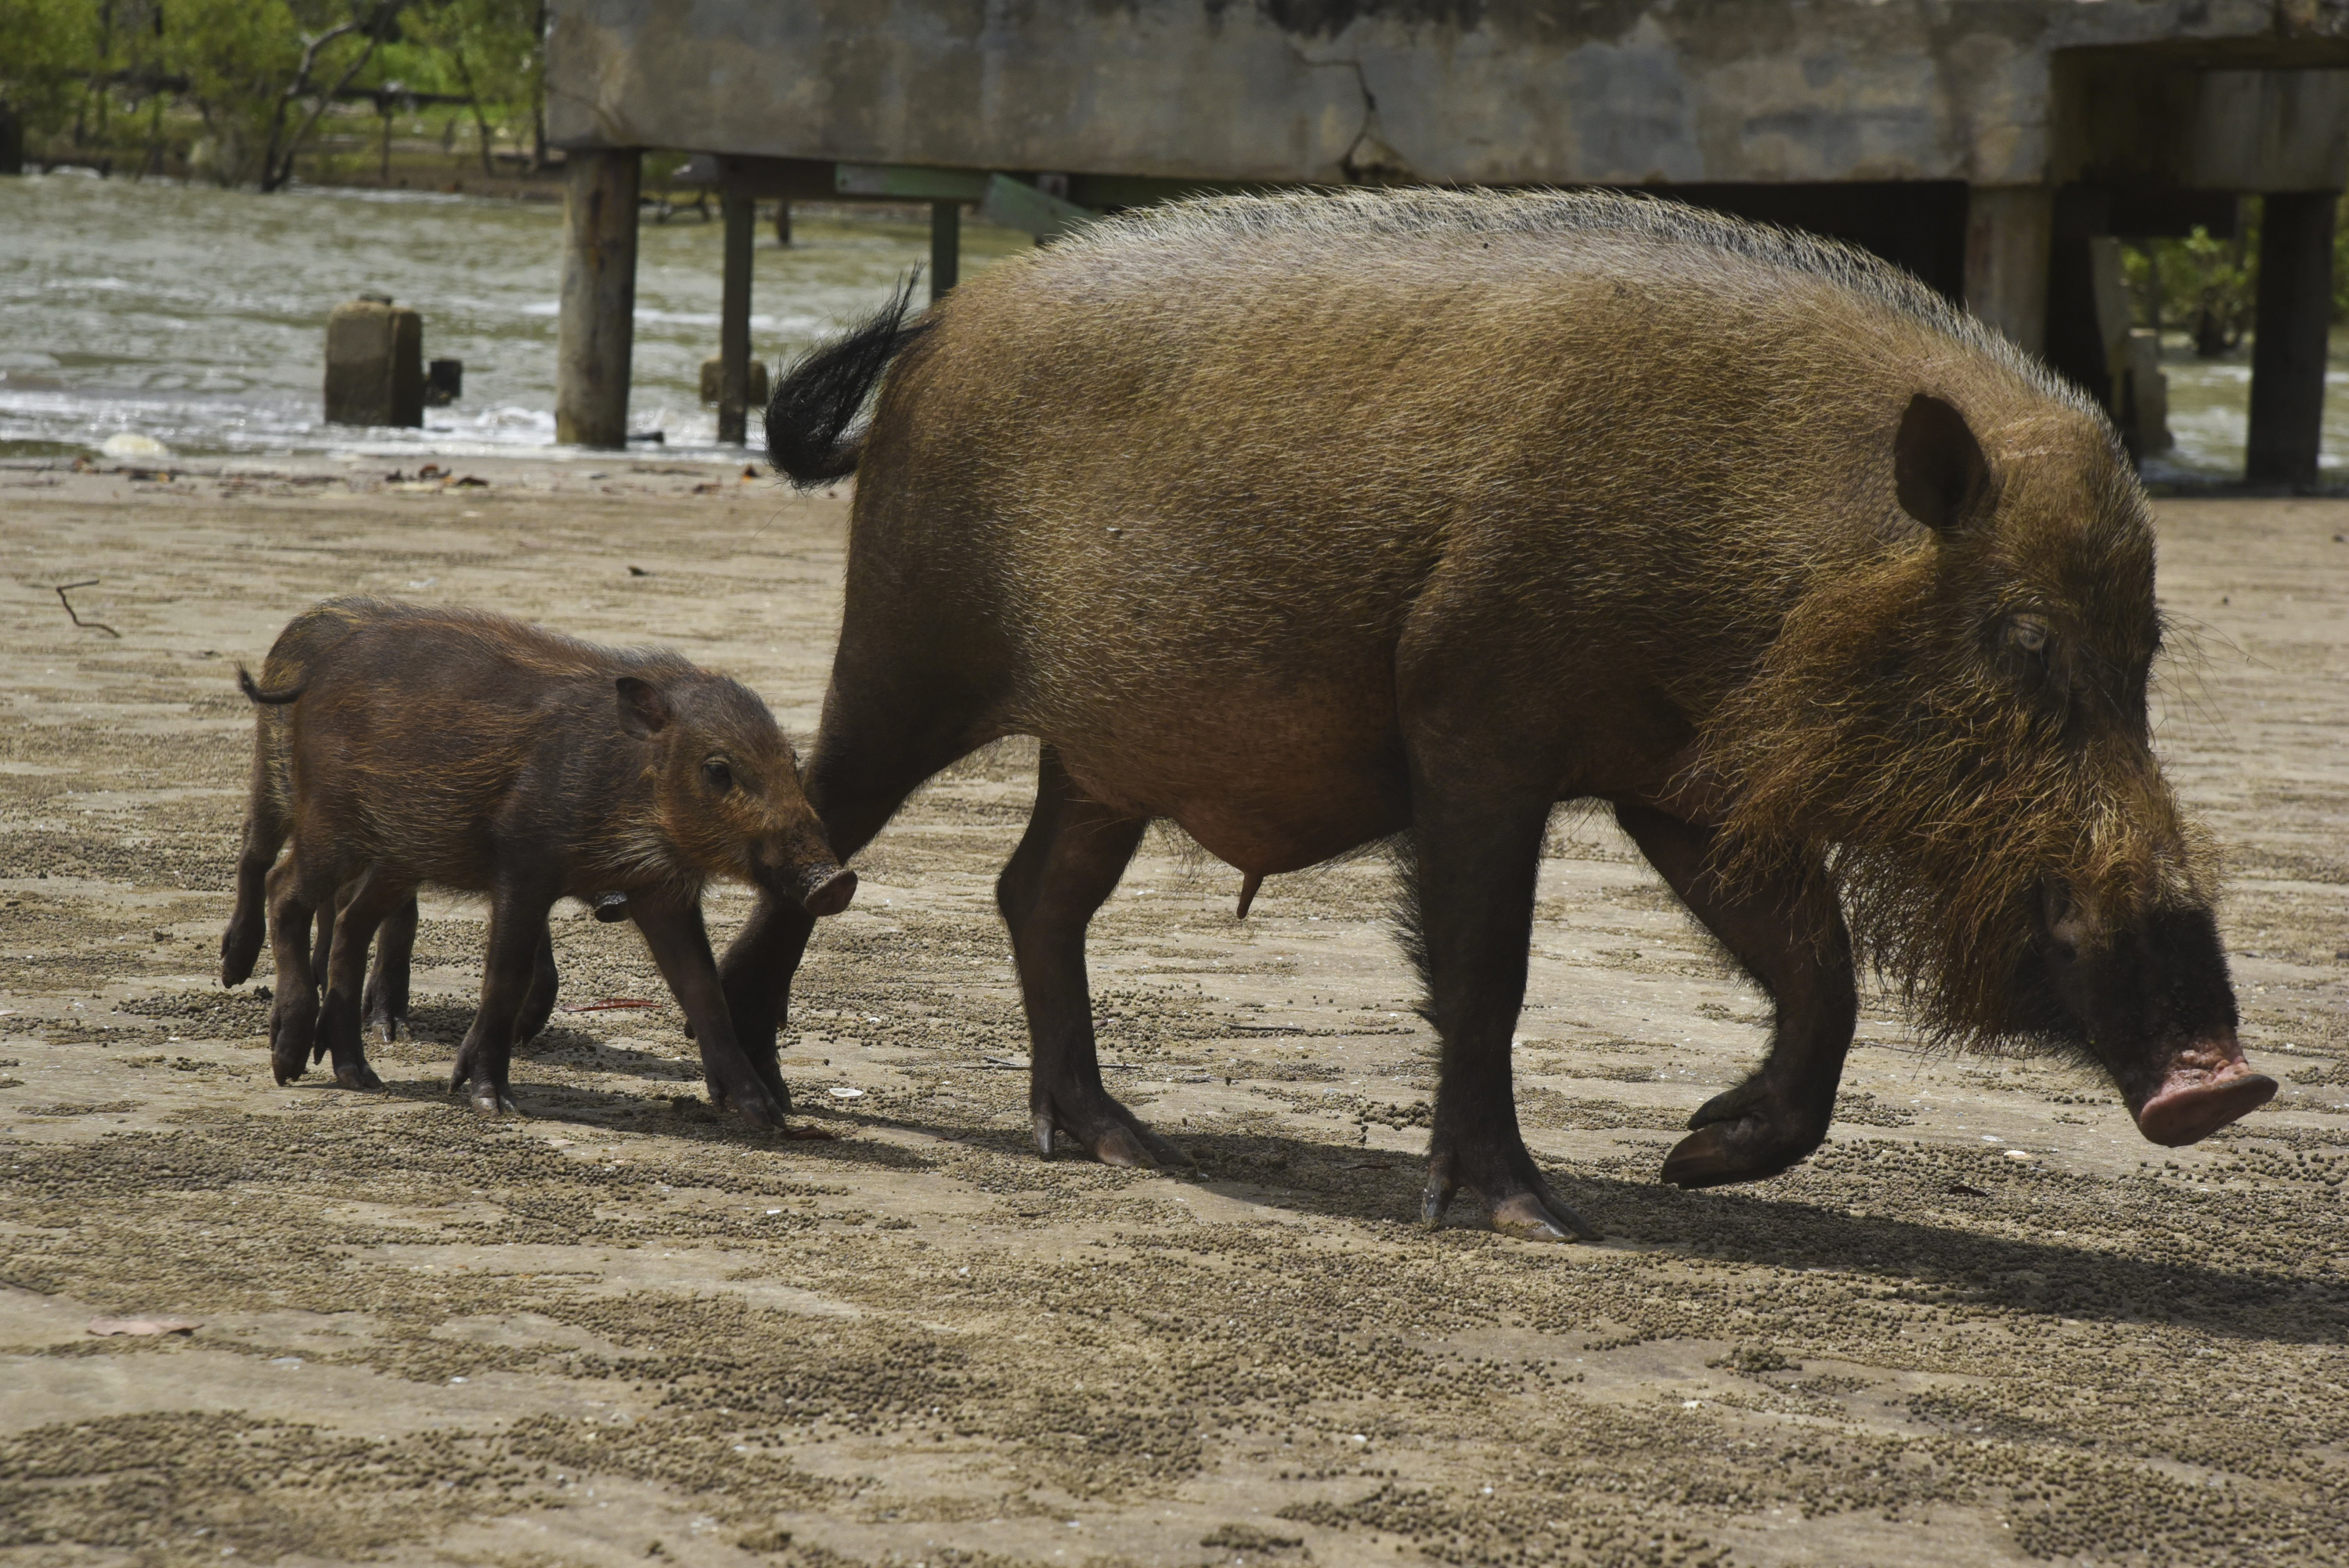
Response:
[1032,1100,1191,1170]
[1419,1162,1598,1243]
[1660,1081,1828,1189]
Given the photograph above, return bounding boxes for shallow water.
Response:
[2152,349,2349,484]
[0,170,2335,474]
[0,171,1026,462]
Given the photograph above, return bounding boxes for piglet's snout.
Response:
[798,864,857,917]
[756,838,857,917]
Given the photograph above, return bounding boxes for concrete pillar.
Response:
[773,201,792,247]
[555,148,640,449]
[929,200,960,302]
[323,298,423,428]
[1963,186,2053,355]
[718,192,755,445]
[2246,192,2338,490]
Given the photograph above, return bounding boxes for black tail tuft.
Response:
[762,272,931,488]
[236,665,305,705]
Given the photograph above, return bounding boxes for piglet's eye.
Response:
[703,759,735,792]
[2007,615,2050,654]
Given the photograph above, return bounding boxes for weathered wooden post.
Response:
[1963,186,2052,354]
[555,148,640,449]
[930,200,960,301]
[2246,192,2338,490]
[718,191,755,445]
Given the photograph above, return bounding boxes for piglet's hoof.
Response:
[449,1069,518,1116]
[334,1060,384,1092]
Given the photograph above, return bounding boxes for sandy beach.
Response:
[2,454,2344,1566]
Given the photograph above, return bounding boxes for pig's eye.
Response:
[702,759,735,793]
[2005,615,2050,655]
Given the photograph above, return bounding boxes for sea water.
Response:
[0,170,1024,463]
[0,168,2328,477]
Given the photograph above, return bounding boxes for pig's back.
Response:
[855,187,2089,734]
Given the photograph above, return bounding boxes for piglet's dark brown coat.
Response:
[221,597,851,1123]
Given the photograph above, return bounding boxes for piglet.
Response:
[226,597,851,1124]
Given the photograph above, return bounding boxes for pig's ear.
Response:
[1894,393,1996,532]
[615,676,672,738]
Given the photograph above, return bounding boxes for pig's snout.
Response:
[2127,1032,2277,1147]
[799,864,857,917]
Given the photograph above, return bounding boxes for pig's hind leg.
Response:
[998,750,1182,1170]
[1613,803,1856,1189]
[449,886,557,1115]
[318,869,407,1091]
[634,892,785,1129]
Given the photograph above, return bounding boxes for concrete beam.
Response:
[1964,186,2053,355]
[556,148,640,449]
[549,2,2349,189]
[2246,191,2339,490]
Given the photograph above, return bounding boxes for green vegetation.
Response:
[0,0,545,189]
[2120,198,2349,355]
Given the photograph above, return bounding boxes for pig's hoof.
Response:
[334,1060,384,1092]
[1660,1082,1828,1189]
[1035,1099,1189,1169]
[1488,1189,1599,1243]
[467,1083,519,1116]
[1420,1162,1597,1242]
[1660,1119,1820,1188]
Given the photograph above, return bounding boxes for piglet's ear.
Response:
[615,676,671,738]
[1894,393,1996,531]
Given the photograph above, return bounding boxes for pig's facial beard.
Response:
[1692,554,2217,1056]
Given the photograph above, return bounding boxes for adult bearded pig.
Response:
[720,189,2272,1242]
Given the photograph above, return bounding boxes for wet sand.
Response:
[2,456,2344,1567]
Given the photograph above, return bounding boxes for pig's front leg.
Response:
[1613,802,1857,1188]
[717,889,813,1109]
[633,892,788,1130]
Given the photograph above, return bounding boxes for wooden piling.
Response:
[930,200,961,302]
[719,192,755,445]
[555,148,641,449]
[1962,186,2052,354]
[2246,192,2338,490]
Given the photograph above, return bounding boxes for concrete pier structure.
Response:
[550,2,2349,476]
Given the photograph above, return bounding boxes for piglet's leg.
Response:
[265,857,323,1086]
[1614,802,1857,1190]
[362,894,418,1044]
[513,928,560,1047]
[449,887,556,1116]
[319,869,406,1091]
[633,892,786,1130]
